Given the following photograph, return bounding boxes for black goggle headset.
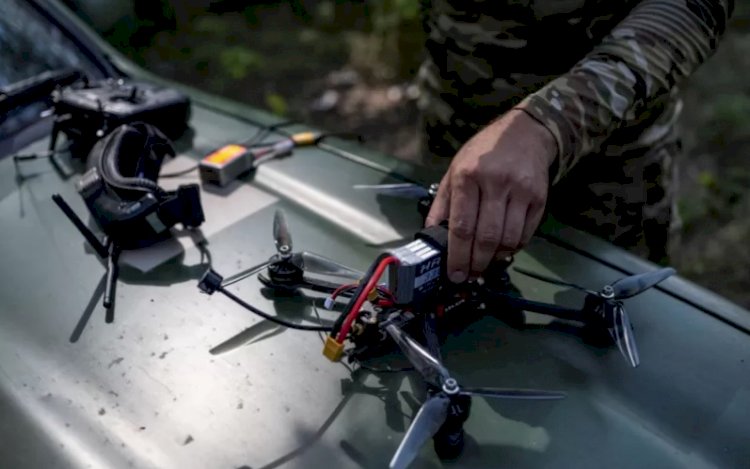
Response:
[75,121,205,249]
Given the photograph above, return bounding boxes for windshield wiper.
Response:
[0,68,85,114]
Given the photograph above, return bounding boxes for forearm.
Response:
[516,0,734,184]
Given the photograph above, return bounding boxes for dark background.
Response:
[63,0,750,308]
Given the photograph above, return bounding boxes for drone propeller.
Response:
[513,266,675,300]
[384,323,566,399]
[389,394,450,469]
[513,266,674,368]
[292,251,364,280]
[608,302,640,367]
[385,322,450,388]
[384,323,565,469]
[353,183,431,199]
[271,208,363,281]
[273,209,293,256]
[422,312,442,364]
[609,267,676,299]
[512,266,599,295]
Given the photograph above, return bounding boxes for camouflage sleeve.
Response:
[515,0,735,184]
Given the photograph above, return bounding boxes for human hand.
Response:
[425,109,557,283]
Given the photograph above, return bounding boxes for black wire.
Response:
[12,141,73,162]
[197,240,212,267]
[220,260,270,287]
[157,120,296,179]
[218,286,333,332]
[242,120,296,146]
[159,164,198,178]
[271,125,425,187]
[317,132,366,144]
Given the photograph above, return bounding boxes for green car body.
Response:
[1,1,748,468]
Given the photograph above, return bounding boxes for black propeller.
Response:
[353,183,436,199]
[353,182,440,221]
[610,302,639,367]
[609,268,676,299]
[513,266,675,300]
[270,208,364,280]
[384,322,565,469]
[512,266,676,368]
[273,209,293,256]
[512,266,599,296]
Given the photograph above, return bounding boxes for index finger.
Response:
[447,175,479,283]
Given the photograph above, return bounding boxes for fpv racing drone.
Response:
[197,206,675,468]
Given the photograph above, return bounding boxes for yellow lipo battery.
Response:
[198,144,253,186]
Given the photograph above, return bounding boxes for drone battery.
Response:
[198,144,253,186]
[199,138,295,186]
[387,238,442,305]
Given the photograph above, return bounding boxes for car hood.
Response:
[1,90,749,469]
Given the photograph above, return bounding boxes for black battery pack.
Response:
[386,222,449,305]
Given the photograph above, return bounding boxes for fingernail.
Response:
[495,252,511,262]
[449,270,467,283]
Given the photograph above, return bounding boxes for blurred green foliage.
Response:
[219,46,264,79]
[707,94,750,144]
[265,93,288,116]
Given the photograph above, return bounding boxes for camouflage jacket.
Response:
[419,0,735,184]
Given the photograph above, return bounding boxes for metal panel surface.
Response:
[0,101,748,469]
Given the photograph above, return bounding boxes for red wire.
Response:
[330,283,356,300]
[336,255,398,342]
[332,284,392,302]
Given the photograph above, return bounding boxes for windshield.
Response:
[0,0,108,145]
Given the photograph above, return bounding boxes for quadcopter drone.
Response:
[197,202,675,468]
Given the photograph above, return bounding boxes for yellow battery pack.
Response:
[199,144,253,186]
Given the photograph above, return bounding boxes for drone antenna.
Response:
[103,244,120,313]
[51,194,109,258]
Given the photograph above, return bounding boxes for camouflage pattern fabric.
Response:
[415,0,734,263]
